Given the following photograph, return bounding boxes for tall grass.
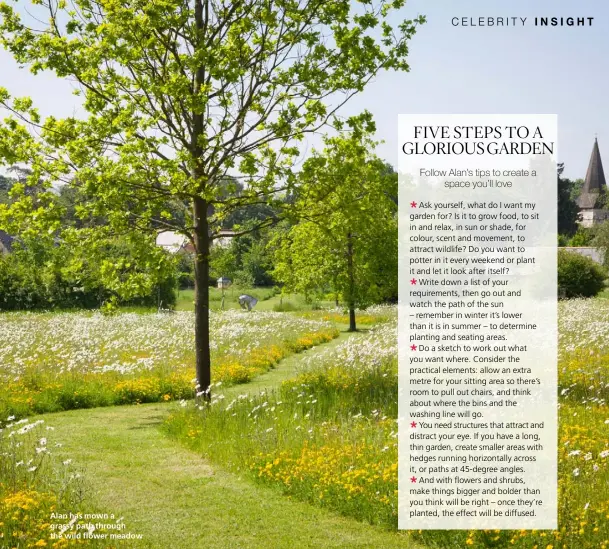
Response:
[0,416,105,547]
[167,302,609,548]
[165,357,398,527]
[165,318,400,528]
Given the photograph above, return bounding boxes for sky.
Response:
[0,0,607,180]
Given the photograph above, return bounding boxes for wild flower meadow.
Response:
[166,300,609,549]
[0,415,103,548]
[0,310,338,420]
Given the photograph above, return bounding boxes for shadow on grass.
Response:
[343,327,372,334]
[128,413,167,429]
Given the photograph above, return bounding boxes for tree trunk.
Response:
[333,274,339,307]
[193,195,211,399]
[348,306,356,332]
[346,232,356,332]
[192,0,210,399]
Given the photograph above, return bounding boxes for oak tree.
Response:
[0,0,422,394]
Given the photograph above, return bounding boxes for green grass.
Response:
[164,301,609,549]
[164,320,402,530]
[1,304,399,547]
[175,287,339,313]
[595,286,609,299]
[174,286,279,312]
[39,339,421,549]
[165,364,398,527]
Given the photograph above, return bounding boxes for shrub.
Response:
[591,220,609,269]
[177,252,195,289]
[568,226,593,247]
[557,249,606,298]
[0,236,177,311]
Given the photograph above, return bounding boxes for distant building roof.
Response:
[578,138,607,209]
[156,231,188,253]
[156,229,236,253]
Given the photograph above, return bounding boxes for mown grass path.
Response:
[46,331,419,549]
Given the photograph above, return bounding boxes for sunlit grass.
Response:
[166,300,609,548]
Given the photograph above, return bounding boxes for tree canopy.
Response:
[0,0,424,393]
[272,130,397,330]
[557,163,580,237]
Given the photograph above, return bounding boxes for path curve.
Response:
[45,332,420,548]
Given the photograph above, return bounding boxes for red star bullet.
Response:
[411,421,417,428]
[410,476,417,483]
[410,201,417,208]
[410,344,417,351]
[410,278,417,285]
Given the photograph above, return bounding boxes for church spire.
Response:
[577,137,607,209]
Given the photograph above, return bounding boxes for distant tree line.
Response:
[0,144,399,319]
[0,170,176,311]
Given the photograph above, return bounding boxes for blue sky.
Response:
[0,0,606,179]
[347,0,609,180]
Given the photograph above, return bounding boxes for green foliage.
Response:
[0,174,13,204]
[0,233,176,310]
[210,234,276,287]
[557,164,581,237]
[591,220,609,270]
[557,249,606,298]
[209,244,238,284]
[569,226,593,247]
[224,202,278,230]
[99,296,120,316]
[176,252,195,289]
[272,132,398,315]
[0,0,423,387]
[593,190,609,211]
[0,0,424,264]
[0,175,12,191]
[238,238,274,286]
[569,178,585,202]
